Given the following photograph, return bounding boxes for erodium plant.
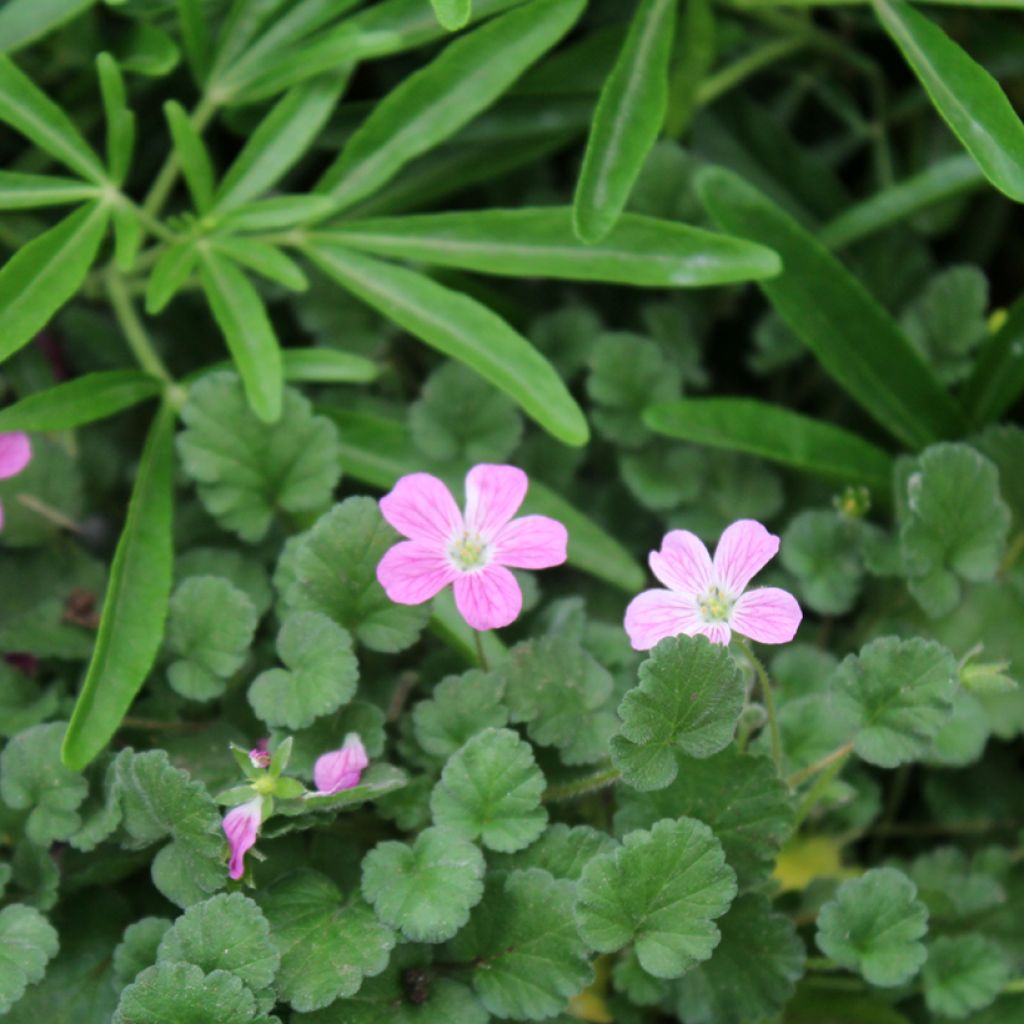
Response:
[0,1,1023,1022]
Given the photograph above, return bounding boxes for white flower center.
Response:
[448,530,490,572]
[698,584,734,624]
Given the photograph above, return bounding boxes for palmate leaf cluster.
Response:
[2,0,1024,1022]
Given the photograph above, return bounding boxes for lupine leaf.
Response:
[0,904,59,1015]
[164,100,215,213]
[816,868,928,987]
[575,817,737,978]
[96,53,134,185]
[146,240,198,314]
[431,0,472,31]
[0,0,95,55]
[0,170,97,209]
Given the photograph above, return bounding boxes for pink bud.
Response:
[248,738,270,768]
[222,797,262,880]
[313,733,369,794]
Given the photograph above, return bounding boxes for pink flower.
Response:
[248,739,270,768]
[0,433,31,530]
[624,519,802,650]
[222,796,262,880]
[313,733,369,794]
[377,464,568,631]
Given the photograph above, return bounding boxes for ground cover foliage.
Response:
[0,0,1023,1021]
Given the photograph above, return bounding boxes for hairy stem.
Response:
[739,637,782,773]
[543,764,621,803]
[788,741,854,787]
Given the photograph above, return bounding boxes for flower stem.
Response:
[738,637,782,774]
[473,630,489,671]
[543,764,621,803]
[788,742,855,788]
[793,750,851,830]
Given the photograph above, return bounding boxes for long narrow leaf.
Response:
[96,53,135,185]
[62,404,176,770]
[962,294,1024,426]
[573,0,676,243]
[645,398,894,493]
[431,0,472,30]
[176,0,211,83]
[0,201,111,364]
[664,0,715,139]
[164,100,216,213]
[321,407,645,593]
[874,0,1024,203]
[0,371,162,432]
[0,56,106,182]
[321,208,779,287]
[0,171,98,209]
[304,241,589,446]
[697,166,965,450]
[315,0,585,210]
[0,0,94,56]
[198,249,283,422]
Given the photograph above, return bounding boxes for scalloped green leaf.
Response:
[0,904,59,1015]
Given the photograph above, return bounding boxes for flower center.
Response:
[698,585,734,623]
[449,530,490,572]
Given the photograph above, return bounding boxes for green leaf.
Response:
[156,893,279,998]
[316,0,585,208]
[645,398,893,493]
[361,826,485,942]
[0,0,94,56]
[0,904,59,1015]
[0,201,110,366]
[115,749,226,908]
[874,0,1024,203]
[922,935,1010,1019]
[96,53,134,185]
[430,727,547,852]
[323,208,779,288]
[0,434,82,547]
[118,22,181,78]
[674,894,805,1024]
[278,762,406,817]
[663,0,715,139]
[781,509,866,616]
[611,635,745,791]
[498,636,615,764]
[257,869,395,1012]
[273,700,385,781]
[447,868,593,1020]
[412,668,508,759]
[215,77,346,211]
[283,347,378,384]
[166,577,258,702]
[696,166,965,450]
[898,443,1011,616]
[575,817,737,978]
[0,56,105,182]
[278,497,431,653]
[218,195,338,231]
[211,236,308,292]
[113,918,172,989]
[248,611,358,730]
[197,249,283,423]
[164,100,215,213]
[62,406,175,771]
[176,547,272,618]
[177,372,341,543]
[304,243,589,447]
[0,722,88,845]
[816,868,928,987]
[493,823,616,882]
[0,171,97,209]
[176,0,210,83]
[614,747,794,890]
[835,637,958,768]
[113,963,265,1024]
[0,668,59,738]
[146,240,198,314]
[573,0,676,242]
[431,0,472,30]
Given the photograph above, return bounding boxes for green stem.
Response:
[805,957,841,972]
[793,751,850,829]
[788,742,854,788]
[695,36,808,108]
[543,764,621,803]
[738,638,782,773]
[473,630,490,671]
[106,269,174,383]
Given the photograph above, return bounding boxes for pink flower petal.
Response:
[222,797,262,880]
[0,433,30,480]
[377,540,459,605]
[730,587,802,644]
[713,519,780,594]
[379,472,462,544]
[453,564,522,630]
[314,733,369,794]
[0,499,5,531]
[649,530,713,596]
[623,588,702,651]
[463,464,528,539]
[493,514,568,570]
[694,622,732,646]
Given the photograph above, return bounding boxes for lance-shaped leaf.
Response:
[430,727,547,852]
[611,635,745,791]
[96,53,134,185]
[922,935,1010,1019]
[0,0,95,55]
[431,0,471,30]
[361,826,485,943]
[0,371,161,432]
[447,868,593,1020]
[197,251,283,423]
[316,0,585,208]
[0,56,105,181]
[62,405,175,771]
[257,870,394,1012]
[575,817,737,978]
[816,868,928,987]
[146,240,198,314]
[248,611,358,730]
[164,100,215,213]
[697,166,965,450]
[113,963,265,1024]
[0,201,110,365]
[964,293,1024,426]
[573,0,676,242]
[646,397,893,493]
[874,0,1024,203]
[0,904,59,1015]
[0,171,98,209]
[304,243,589,446]
[835,636,958,768]
[318,208,779,288]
